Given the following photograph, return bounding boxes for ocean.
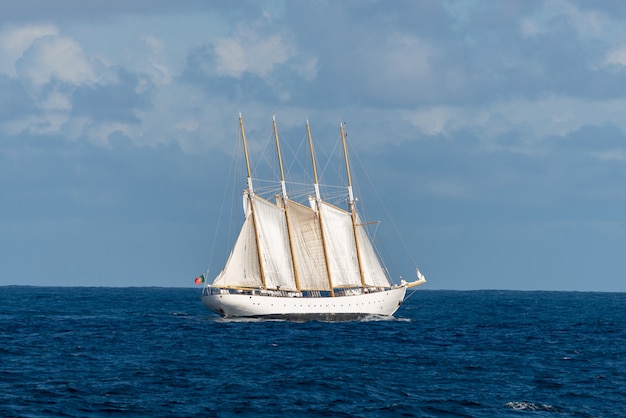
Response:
[1,287,625,417]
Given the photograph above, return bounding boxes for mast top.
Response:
[239,112,254,194]
[273,114,288,199]
[340,121,355,205]
[306,119,321,201]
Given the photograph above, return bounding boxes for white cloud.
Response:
[494,97,626,141]
[397,96,626,158]
[404,107,453,135]
[604,46,626,67]
[214,38,246,77]
[213,26,296,78]
[16,34,96,87]
[40,89,72,112]
[521,1,626,74]
[1,28,99,138]
[0,23,59,76]
[176,118,199,133]
[136,35,172,85]
[592,150,626,161]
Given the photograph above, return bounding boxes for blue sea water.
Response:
[1,287,626,417]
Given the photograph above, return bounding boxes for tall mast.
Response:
[240,113,254,196]
[307,120,321,201]
[239,112,267,289]
[307,119,335,296]
[340,122,366,288]
[273,115,301,291]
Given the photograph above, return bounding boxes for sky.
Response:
[1,0,626,290]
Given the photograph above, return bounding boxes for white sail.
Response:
[355,212,391,287]
[284,199,331,290]
[319,201,361,287]
[212,215,262,288]
[253,195,297,290]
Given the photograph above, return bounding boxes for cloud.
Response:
[4,1,626,153]
[0,24,105,137]
[392,95,626,163]
[0,23,165,147]
[591,149,626,161]
[181,19,318,106]
[0,23,58,76]
[290,1,626,106]
[16,34,97,87]
[604,46,626,67]
[212,25,296,79]
[129,35,172,86]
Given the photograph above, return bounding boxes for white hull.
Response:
[201,286,409,319]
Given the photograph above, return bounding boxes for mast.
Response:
[307,119,335,296]
[340,121,366,288]
[273,114,301,292]
[239,112,267,289]
[307,120,322,202]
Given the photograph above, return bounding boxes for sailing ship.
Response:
[201,113,425,319]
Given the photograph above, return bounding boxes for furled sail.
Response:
[354,212,391,287]
[319,201,362,287]
[284,199,331,290]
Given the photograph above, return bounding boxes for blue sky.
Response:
[2,1,626,290]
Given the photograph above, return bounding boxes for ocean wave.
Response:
[504,401,561,412]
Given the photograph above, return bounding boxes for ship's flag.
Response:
[195,274,205,285]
